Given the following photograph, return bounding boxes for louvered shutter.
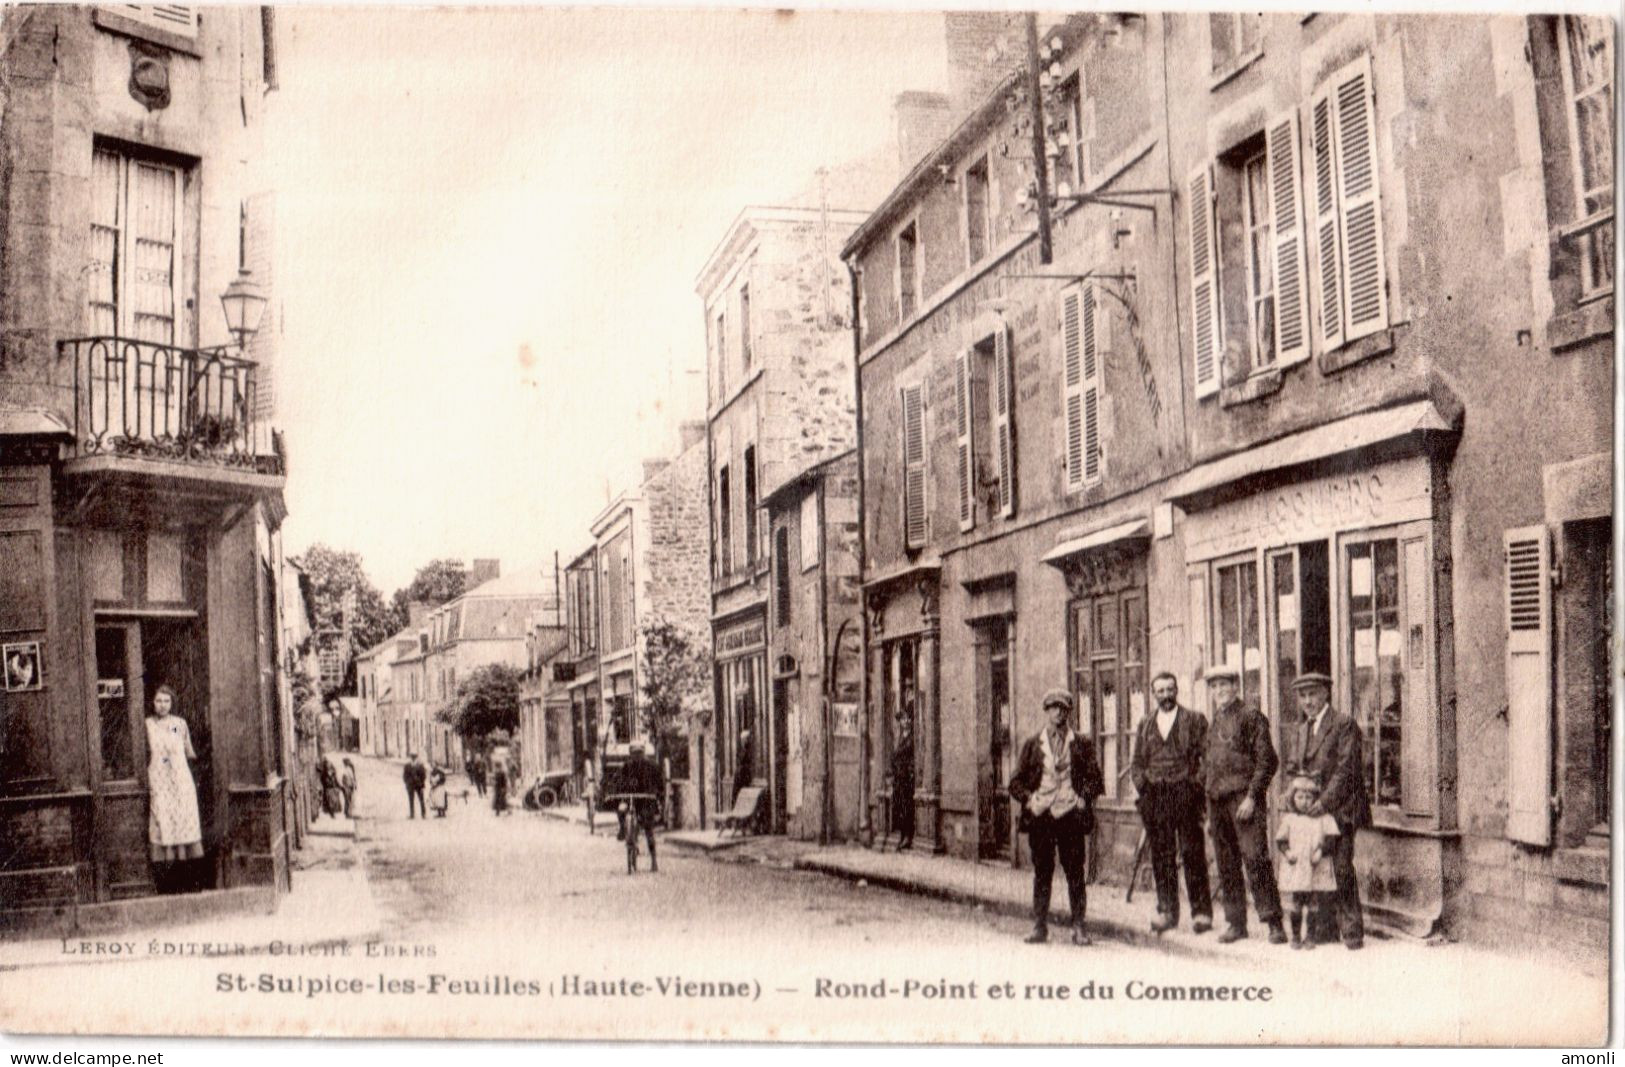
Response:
[1308,89,1345,352]
[901,384,927,550]
[1267,109,1311,366]
[1061,289,1085,491]
[954,350,974,531]
[1081,285,1101,484]
[114,5,198,37]
[992,325,1015,518]
[1332,55,1388,343]
[1504,525,1552,846]
[1187,164,1220,398]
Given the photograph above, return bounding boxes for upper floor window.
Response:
[774,525,791,627]
[739,284,753,372]
[1062,285,1102,490]
[716,464,732,576]
[897,221,920,321]
[1560,16,1614,297]
[1210,13,1262,80]
[1242,147,1276,373]
[89,147,183,343]
[964,155,991,265]
[744,444,759,569]
[900,382,928,550]
[714,310,728,399]
[954,321,1016,528]
[1052,75,1084,195]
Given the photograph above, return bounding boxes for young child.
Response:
[1275,774,1340,949]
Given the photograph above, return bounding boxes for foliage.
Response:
[638,615,711,747]
[291,544,394,653]
[441,663,521,741]
[290,662,320,744]
[388,558,469,631]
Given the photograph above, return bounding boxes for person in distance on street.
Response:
[1201,667,1287,946]
[403,753,427,820]
[890,707,916,852]
[623,742,663,872]
[1129,672,1214,936]
[1007,688,1104,946]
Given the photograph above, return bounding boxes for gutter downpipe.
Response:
[847,257,874,849]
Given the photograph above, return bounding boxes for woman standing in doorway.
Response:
[146,685,203,890]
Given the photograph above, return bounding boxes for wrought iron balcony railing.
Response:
[59,336,283,476]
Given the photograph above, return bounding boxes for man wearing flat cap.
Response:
[1201,666,1286,945]
[1007,688,1104,945]
[1288,672,1370,949]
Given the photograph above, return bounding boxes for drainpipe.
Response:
[847,257,873,847]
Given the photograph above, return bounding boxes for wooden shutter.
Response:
[1331,54,1388,343]
[1504,525,1552,846]
[1309,88,1344,352]
[954,350,974,531]
[114,5,199,37]
[1061,289,1085,491]
[1081,285,1101,484]
[1187,164,1220,399]
[1267,109,1311,366]
[901,384,927,549]
[992,325,1015,518]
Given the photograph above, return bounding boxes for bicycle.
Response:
[609,792,657,874]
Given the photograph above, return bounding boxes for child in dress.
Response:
[1275,774,1340,949]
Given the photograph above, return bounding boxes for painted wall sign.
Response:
[717,620,766,657]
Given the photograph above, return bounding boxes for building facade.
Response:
[0,5,292,921]
[845,12,1612,954]
[517,614,569,786]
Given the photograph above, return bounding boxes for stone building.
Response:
[516,612,569,786]
[0,5,291,924]
[844,12,1611,956]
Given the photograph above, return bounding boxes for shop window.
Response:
[964,155,991,265]
[897,221,920,320]
[1062,285,1102,490]
[1209,13,1262,80]
[900,383,928,550]
[1345,526,1432,816]
[1214,557,1262,703]
[1558,16,1614,299]
[1070,587,1147,802]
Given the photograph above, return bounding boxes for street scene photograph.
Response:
[0,2,1615,1048]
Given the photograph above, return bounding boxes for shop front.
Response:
[863,563,942,853]
[1171,445,1459,937]
[714,611,768,824]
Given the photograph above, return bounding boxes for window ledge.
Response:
[93,8,201,57]
[1319,325,1401,375]
[1547,295,1614,353]
[1552,845,1608,887]
[1209,48,1263,92]
[1219,367,1283,407]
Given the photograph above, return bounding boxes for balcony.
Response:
[56,337,285,523]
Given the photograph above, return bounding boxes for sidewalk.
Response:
[0,816,381,971]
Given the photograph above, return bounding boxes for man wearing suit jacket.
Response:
[1130,672,1213,934]
[1007,688,1104,945]
[1288,672,1370,950]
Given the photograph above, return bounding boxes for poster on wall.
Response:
[2,641,41,692]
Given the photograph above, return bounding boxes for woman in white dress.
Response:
[146,685,204,873]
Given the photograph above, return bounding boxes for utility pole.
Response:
[1025,12,1054,265]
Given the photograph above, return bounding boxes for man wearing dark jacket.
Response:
[1130,672,1213,934]
[622,743,663,873]
[1288,672,1370,949]
[1201,668,1286,944]
[1007,688,1104,946]
[403,753,427,820]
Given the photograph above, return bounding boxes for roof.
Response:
[697,204,872,298]
[461,570,557,599]
[460,596,553,640]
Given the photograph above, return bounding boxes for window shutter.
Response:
[1309,89,1345,352]
[1081,285,1101,484]
[1332,55,1388,343]
[1503,525,1552,846]
[1267,109,1311,367]
[1061,288,1085,491]
[954,350,974,531]
[901,384,927,550]
[114,5,198,37]
[1187,164,1220,399]
[992,325,1015,518]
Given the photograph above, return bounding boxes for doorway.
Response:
[976,618,1014,861]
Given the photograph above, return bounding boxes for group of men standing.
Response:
[1006,667,1369,950]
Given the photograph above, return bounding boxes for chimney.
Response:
[642,458,671,484]
[893,90,953,175]
[406,601,430,627]
[678,420,706,453]
[470,558,500,587]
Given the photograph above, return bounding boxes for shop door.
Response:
[1069,590,1148,808]
[140,617,215,891]
[1266,542,1330,760]
[976,619,1013,861]
[94,622,152,899]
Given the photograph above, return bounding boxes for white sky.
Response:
[272,6,953,593]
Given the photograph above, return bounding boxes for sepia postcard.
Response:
[0,3,1614,1046]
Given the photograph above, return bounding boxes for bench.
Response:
[718,786,765,837]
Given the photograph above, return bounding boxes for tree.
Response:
[638,615,711,759]
[291,544,393,653]
[390,558,468,628]
[439,663,521,741]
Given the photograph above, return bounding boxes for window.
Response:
[953,347,977,531]
[959,324,1016,525]
[900,383,928,550]
[1070,588,1148,802]
[739,284,753,371]
[897,221,920,320]
[89,147,182,342]
[717,465,732,576]
[1243,148,1276,371]
[964,155,991,264]
[774,526,791,627]
[602,530,632,652]
[1559,16,1614,296]
[744,445,759,569]
[1214,557,1262,702]
[714,311,728,399]
[799,491,819,572]
[1062,285,1101,489]
[1308,55,1388,348]
[1051,75,1084,195]
[1210,13,1262,77]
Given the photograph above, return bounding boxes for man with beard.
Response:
[1130,672,1213,935]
